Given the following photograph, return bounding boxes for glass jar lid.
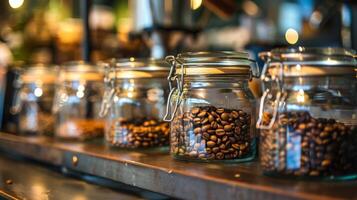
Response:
[260,47,356,77]
[163,51,258,122]
[107,58,170,79]
[59,61,103,81]
[172,51,256,76]
[22,64,58,84]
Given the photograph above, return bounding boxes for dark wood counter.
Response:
[0,133,356,200]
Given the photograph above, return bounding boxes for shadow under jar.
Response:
[100,58,170,149]
[257,47,357,180]
[53,62,105,141]
[12,65,57,136]
[164,51,259,162]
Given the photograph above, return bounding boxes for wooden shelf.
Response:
[0,133,356,200]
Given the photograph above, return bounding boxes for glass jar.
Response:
[257,47,357,179]
[53,62,105,140]
[12,65,57,136]
[164,52,259,162]
[100,58,170,148]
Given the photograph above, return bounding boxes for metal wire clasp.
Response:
[163,55,184,122]
[10,70,23,114]
[99,59,117,117]
[256,60,285,129]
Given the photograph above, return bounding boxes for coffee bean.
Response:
[232,144,239,150]
[194,127,202,134]
[219,144,226,150]
[231,111,239,119]
[198,111,207,118]
[211,121,218,129]
[201,118,209,124]
[321,159,331,167]
[205,148,212,154]
[222,135,228,142]
[216,108,224,114]
[216,152,224,159]
[221,113,229,121]
[207,141,216,148]
[210,135,217,141]
[202,132,210,140]
[208,115,215,122]
[194,118,201,125]
[191,107,200,115]
[224,125,232,131]
[202,124,211,132]
[212,147,220,153]
[216,129,225,136]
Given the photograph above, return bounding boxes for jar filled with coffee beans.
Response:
[257,47,357,179]
[53,62,105,140]
[12,64,58,136]
[164,51,259,162]
[99,58,170,148]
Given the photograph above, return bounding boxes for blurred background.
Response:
[0,0,355,66]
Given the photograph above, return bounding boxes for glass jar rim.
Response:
[112,58,169,71]
[259,47,356,77]
[105,58,170,79]
[176,51,252,66]
[170,51,257,77]
[60,61,103,81]
[259,47,356,65]
[22,64,59,84]
[62,61,102,72]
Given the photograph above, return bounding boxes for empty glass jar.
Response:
[164,51,258,162]
[257,47,357,179]
[100,58,170,148]
[53,62,105,140]
[12,65,57,136]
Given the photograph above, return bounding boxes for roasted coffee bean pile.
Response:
[260,111,357,177]
[171,106,253,161]
[56,119,104,140]
[108,119,169,148]
[20,112,54,136]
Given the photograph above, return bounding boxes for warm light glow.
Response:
[9,0,24,9]
[57,19,82,45]
[296,64,301,71]
[78,84,85,91]
[191,0,203,10]
[34,87,43,97]
[297,89,305,103]
[243,0,259,16]
[285,28,299,45]
[76,91,85,98]
[310,11,323,28]
[127,92,134,98]
[31,182,46,198]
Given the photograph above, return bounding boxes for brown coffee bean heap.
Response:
[20,112,54,136]
[171,106,253,161]
[56,119,104,140]
[260,111,357,177]
[108,119,169,148]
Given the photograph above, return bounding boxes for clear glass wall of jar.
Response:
[12,65,58,136]
[257,47,357,179]
[99,58,170,148]
[164,52,259,162]
[53,62,105,140]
